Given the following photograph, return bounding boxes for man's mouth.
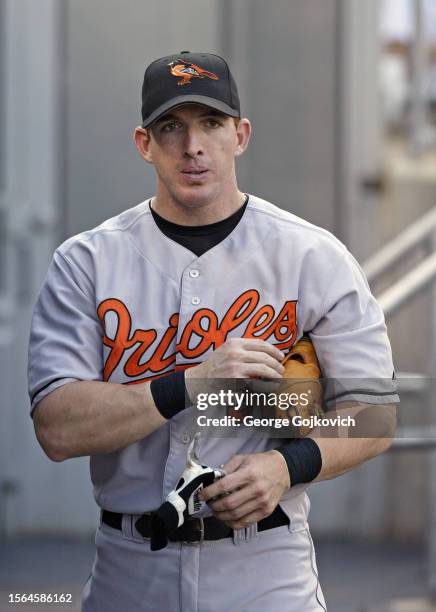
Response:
[181,169,209,175]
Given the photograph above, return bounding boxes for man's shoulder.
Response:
[56,200,151,259]
[246,194,347,255]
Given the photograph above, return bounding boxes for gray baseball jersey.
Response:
[28,194,398,611]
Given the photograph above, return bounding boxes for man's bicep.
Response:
[325,399,397,439]
[304,251,399,409]
[32,380,78,425]
[309,279,393,378]
[28,250,103,416]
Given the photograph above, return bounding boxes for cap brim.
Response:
[142,95,240,128]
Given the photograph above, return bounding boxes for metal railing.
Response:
[364,206,436,283]
[362,205,436,602]
[363,204,436,318]
[362,207,436,448]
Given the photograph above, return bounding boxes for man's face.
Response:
[135,104,251,209]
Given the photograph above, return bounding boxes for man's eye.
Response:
[161,121,179,133]
[206,119,221,128]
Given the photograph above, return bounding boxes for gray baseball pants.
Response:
[81,510,327,612]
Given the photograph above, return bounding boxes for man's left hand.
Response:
[200,451,290,529]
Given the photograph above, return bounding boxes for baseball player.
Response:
[28,51,399,611]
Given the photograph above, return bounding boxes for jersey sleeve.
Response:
[306,250,399,408]
[28,249,103,416]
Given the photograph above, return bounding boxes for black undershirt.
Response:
[150,195,249,257]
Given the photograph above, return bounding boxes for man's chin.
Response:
[173,186,218,209]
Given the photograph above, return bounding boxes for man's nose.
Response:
[183,127,204,157]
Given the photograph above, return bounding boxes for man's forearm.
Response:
[309,435,391,483]
[33,380,166,461]
[32,338,285,463]
[308,402,396,483]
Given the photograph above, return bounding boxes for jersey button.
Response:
[191,296,201,305]
[181,432,190,444]
[189,269,200,278]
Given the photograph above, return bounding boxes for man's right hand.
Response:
[184,338,285,402]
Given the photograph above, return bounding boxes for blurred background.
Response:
[1,0,436,610]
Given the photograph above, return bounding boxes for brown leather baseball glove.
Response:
[265,336,324,436]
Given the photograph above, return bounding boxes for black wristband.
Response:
[274,438,322,486]
[150,371,188,420]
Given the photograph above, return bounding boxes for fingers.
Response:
[189,338,285,380]
[201,468,248,502]
[222,454,245,474]
[212,495,259,521]
[242,362,284,379]
[224,509,268,530]
[242,351,285,376]
[208,485,257,512]
[201,454,263,502]
[242,339,285,360]
[201,451,289,529]
[210,487,279,528]
[201,474,242,502]
[226,339,284,379]
[238,338,285,362]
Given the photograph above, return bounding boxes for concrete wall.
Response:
[64,0,338,239]
[222,0,338,231]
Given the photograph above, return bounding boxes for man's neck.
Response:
[150,190,247,226]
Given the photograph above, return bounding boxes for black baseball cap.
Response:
[141,51,241,128]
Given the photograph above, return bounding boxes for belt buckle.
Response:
[185,517,204,544]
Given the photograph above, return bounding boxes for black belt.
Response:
[102,506,289,543]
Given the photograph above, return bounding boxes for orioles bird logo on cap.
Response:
[168,59,219,86]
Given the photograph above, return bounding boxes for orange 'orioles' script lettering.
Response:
[98,291,297,383]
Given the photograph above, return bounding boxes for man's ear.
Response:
[234,118,252,157]
[134,126,153,163]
